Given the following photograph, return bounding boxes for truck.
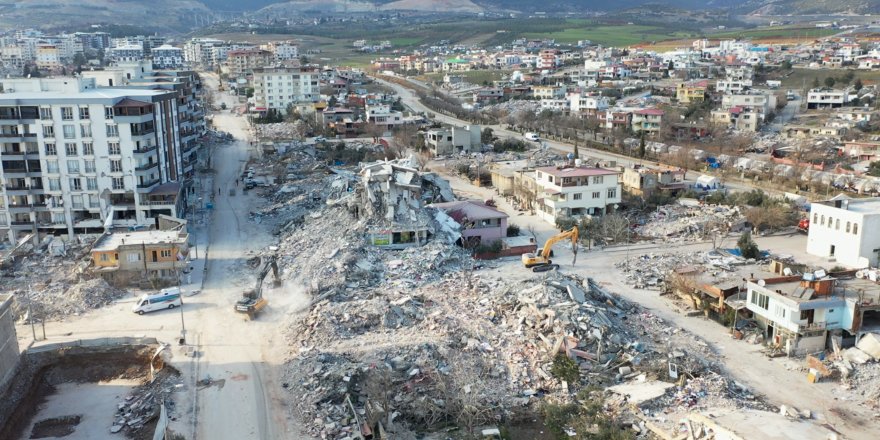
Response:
[235,255,280,320]
[521,227,578,272]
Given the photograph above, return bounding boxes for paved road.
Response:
[766,96,800,134]
[375,76,767,196]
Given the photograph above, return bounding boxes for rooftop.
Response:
[0,87,168,103]
[92,230,188,252]
[429,200,508,221]
[536,166,619,178]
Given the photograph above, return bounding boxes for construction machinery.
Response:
[521,227,579,272]
[235,255,280,320]
[797,218,810,233]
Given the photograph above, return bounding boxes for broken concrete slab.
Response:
[607,380,675,406]
[856,333,880,360]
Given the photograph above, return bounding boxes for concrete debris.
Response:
[635,203,744,242]
[112,368,181,435]
[857,333,880,360]
[614,250,747,290]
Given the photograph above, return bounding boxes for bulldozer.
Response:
[235,255,280,320]
[521,227,578,272]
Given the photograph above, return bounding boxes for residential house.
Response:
[631,108,664,135]
[675,80,708,103]
[365,103,403,130]
[568,93,609,117]
[425,124,481,156]
[621,165,685,196]
[429,200,508,247]
[807,88,848,109]
[532,85,567,101]
[534,165,622,224]
[91,228,189,286]
[806,195,880,268]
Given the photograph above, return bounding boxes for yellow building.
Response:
[676,80,708,104]
[92,229,189,286]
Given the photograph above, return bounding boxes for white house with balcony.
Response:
[806,195,880,268]
[534,165,621,224]
[365,103,403,130]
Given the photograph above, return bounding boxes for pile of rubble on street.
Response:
[234,141,790,438]
[634,203,745,242]
[0,235,125,321]
[614,250,753,290]
[253,121,309,140]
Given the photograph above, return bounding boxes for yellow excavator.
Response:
[521,227,578,272]
[235,255,280,320]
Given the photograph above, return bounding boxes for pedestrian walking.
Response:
[218,188,221,195]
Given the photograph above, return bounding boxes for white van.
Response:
[132,287,182,315]
[524,132,539,142]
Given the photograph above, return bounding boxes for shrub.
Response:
[737,231,760,260]
[506,224,521,237]
[550,353,579,384]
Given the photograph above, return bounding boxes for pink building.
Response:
[429,200,508,247]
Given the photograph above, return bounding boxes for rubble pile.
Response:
[281,265,756,437]
[614,250,747,289]
[481,100,540,115]
[253,121,308,140]
[111,367,182,435]
[635,204,744,242]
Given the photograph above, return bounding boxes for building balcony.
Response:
[0,133,37,142]
[131,130,155,138]
[134,145,157,154]
[137,179,161,190]
[10,220,33,226]
[114,113,153,123]
[135,162,159,172]
[799,321,827,333]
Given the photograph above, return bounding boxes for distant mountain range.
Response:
[3,0,879,32]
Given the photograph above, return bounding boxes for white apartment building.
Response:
[806,195,880,268]
[251,66,318,115]
[568,94,609,116]
[807,88,848,109]
[261,42,298,61]
[0,77,188,243]
[534,165,621,224]
[151,45,185,69]
[110,44,145,63]
[532,85,566,101]
[365,103,403,129]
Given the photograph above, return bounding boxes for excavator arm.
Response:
[541,227,579,263]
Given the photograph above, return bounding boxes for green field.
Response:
[388,37,424,47]
[711,26,839,40]
[778,68,880,89]
[522,24,691,46]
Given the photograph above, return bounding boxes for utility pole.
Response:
[27,286,36,341]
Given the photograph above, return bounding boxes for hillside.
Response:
[742,0,880,15]
[0,0,210,32]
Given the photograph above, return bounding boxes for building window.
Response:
[83,142,93,155]
[592,176,604,184]
[820,215,825,226]
[573,193,582,200]
[89,194,100,207]
[104,106,114,119]
[69,178,81,191]
[63,125,76,139]
[46,160,59,173]
[42,125,54,138]
[61,107,74,120]
[39,107,52,120]
[66,160,79,173]
[110,160,123,172]
[80,124,92,138]
[750,292,769,309]
[112,177,124,190]
[84,160,96,173]
[65,143,77,156]
[79,106,90,119]
[44,143,56,155]
[87,177,97,190]
[853,223,858,234]
[71,195,83,209]
[160,249,172,258]
[813,213,818,224]
[592,191,600,199]
[106,124,119,137]
[607,188,616,198]
[845,221,851,233]
[108,142,121,155]
[127,253,141,262]
[100,253,109,262]
[48,178,61,191]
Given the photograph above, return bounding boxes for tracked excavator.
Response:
[235,255,280,320]
[521,227,578,272]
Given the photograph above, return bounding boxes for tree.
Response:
[854,78,864,92]
[737,231,760,259]
[573,143,579,159]
[781,60,792,70]
[824,76,836,88]
[328,96,338,108]
[72,53,87,68]
[480,127,494,144]
[638,132,646,158]
[812,77,821,88]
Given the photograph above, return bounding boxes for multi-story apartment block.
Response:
[225,49,272,78]
[251,66,318,116]
[35,44,61,69]
[151,45,185,69]
[110,44,145,63]
[631,108,664,134]
[532,85,567,101]
[261,42,298,61]
[0,77,189,243]
[365,103,403,129]
[675,80,708,103]
[534,165,621,224]
[568,94,609,117]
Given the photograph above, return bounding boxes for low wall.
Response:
[0,294,19,392]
